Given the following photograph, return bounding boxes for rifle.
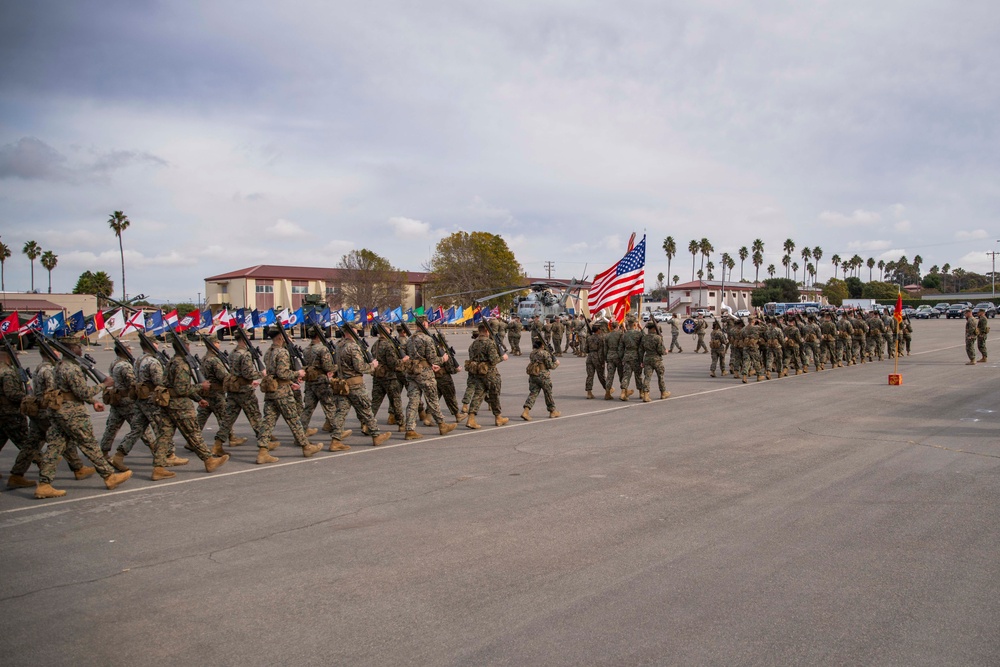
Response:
[413,317,444,356]
[46,336,110,384]
[232,325,265,372]
[3,334,31,391]
[430,323,458,370]
[372,318,405,357]
[336,319,373,364]
[169,331,206,383]
[200,334,232,372]
[109,332,136,365]
[275,323,305,371]
[483,318,509,355]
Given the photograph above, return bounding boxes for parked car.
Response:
[913,305,940,319]
[946,304,969,319]
[933,303,951,314]
[973,303,997,318]
[653,311,673,322]
[693,308,714,319]
[735,309,751,318]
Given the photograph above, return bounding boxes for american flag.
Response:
[588,234,646,322]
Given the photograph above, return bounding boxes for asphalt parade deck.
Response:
[1,319,997,666]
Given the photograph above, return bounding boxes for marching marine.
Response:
[641,321,669,401]
[520,339,559,420]
[465,322,508,428]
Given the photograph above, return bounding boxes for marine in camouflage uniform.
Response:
[976,311,989,362]
[433,334,465,423]
[641,321,669,400]
[521,339,559,419]
[154,335,231,480]
[964,310,979,364]
[550,317,564,356]
[328,324,391,447]
[465,322,508,428]
[867,313,884,362]
[726,317,742,376]
[694,316,709,353]
[529,316,544,349]
[573,315,588,357]
[669,317,683,353]
[507,317,523,356]
[99,341,155,468]
[0,346,41,488]
[781,316,805,376]
[584,323,607,398]
[225,335,265,444]
[619,318,645,400]
[709,321,728,378]
[299,326,351,454]
[850,312,867,365]
[900,316,913,356]
[603,321,625,400]
[257,328,322,457]
[740,319,764,382]
[195,338,241,454]
[835,313,853,367]
[819,313,837,369]
[762,319,784,379]
[130,338,174,470]
[370,325,407,428]
[882,313,897,359]
[403,321,457,438]
[35,335,131,498]
[802,316,822,370]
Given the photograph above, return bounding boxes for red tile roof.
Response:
[0,298,64,312]
[205,265,432,283]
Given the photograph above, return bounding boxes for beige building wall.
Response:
[0,292,99,316]
[205,276,423,311]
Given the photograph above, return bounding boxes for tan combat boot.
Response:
[305,427,319,437]
[439,422,457,435]
[710,372,716,378]
[604,388,613,400]
[334,429,353,442]
[627,389,634,398]
[549,410,561,418]
[361,424,371,436]
[765,372,771,380]
[111,451,129,472]
[211,439,227,458]
[329,440,350,451]
[460,404,469,418]
[7,474,36,488]
[165,454,189,466]
[642,392,651,403]
[757,375,764,382]
[301,444,322,458]
[620,389,628,401]
[455,411,467,423]
[372,432,391,446]
[466,414,481,430]
[405,430,423,440]
[322,420,333,432]
[795,369,803,375]
[521,408,532,421]
[661,391,671,399]
[205,454,231,471]
[256,448,279,463]
[151,466,176,481]
[267,439,281,450]
[387,413,397,425]
[104,470,132,490]
[34,483,67,499]
[495,415,509,426]
[74,466,97,481]
[586,390,594,399]
[229,436,247,446]
[741,375,748,384]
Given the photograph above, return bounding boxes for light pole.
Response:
[992,242,999,298]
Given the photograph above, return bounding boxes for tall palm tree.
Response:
[912,254,923,278]
[738,246,748,281]
[831,254,841,280]
[751,239,764,281]
[108,210,131,300]
[811,246,823,282]
[720,253,731,282]
[781,254,791,278]
[726,255,735,282]
[706,261,715,280]
[767,264,776,279]
[799,248,812,286]
[662,236,676,304]
[807,262,816,285]
[782,238,795,278]
[22,240,41,292]
[0,238,10,291]
[698,238,713,280]
[865,257,873,281]
[688,239,699,281]
[878,259,886,281]
[40,250,58,294]
[792,262,800,283]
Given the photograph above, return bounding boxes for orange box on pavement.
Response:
[888,374,903,385]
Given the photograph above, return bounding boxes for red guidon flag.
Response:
[894,292,903,324]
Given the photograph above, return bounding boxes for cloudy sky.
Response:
[2,0,999,301]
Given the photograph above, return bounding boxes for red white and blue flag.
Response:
[588,234,646,322]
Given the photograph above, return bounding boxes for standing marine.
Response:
[520,339,559,420]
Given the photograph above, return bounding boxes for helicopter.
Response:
[474,278,589,321]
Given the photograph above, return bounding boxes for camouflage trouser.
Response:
[835,336,848,364]
[605,355,624,390]
[372,375,405,423]
[25,413,85,476]
[820,340,837,365]
[710,348,725,374]
[197,391,236,443]
[524,374,555,412]
[644,356,666,393]
[978,336,987,358]
[301,380,339,432]
[695,334,708,353]
[1,411,40,477]
[258,389,310,449]
[620,353,644,391]
[100,401,156,454]
[852,336,865,363]
[161,399,213,463]
[406,370,445,430]
[436,372,460,417]
[806,341,821,369]
[966,337,977,361]
[552,336,563,356]
[868,335,883,361]
[764,346,781,373]
[729,347,742,375]
[39,402,115,485]
[291,387,304,415]
[226,390,263,439]
[131,399,169,458]
[467,369,502,417]
[741,346,762,377]
[331,382,380,437]
[669,332,682,352]
[885,334,896,358]
[585,354,606,391]
[508,332,521,355]
[902,335,912,354]
[783,345,802,372]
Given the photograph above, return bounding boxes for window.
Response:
[709,292,715,297]
[291,286,308,294]
[325,286,337,295]
[256,285,273,293]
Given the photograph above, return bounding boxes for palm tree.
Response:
[942,263,951,292]
[850,255,863,278]
[0,238,10,291]
[726,255,735,283]
[720,253,731,282]
[782,238,795,278]
[698,238,713,281]
[811,246,823,282]
[878,259,886,281]
[706,261,715,280]
[751,239,764,282]
[807,262,816,285]
[913,254,923,278]
[792,262,800,283]
[831,254,841,280]
[108,210,131,300]
[688,240,699,281]
[738,246,748,281]
[40,250,58,294]
[767,264,776,279]
[781,254,791,278]
[22,240,41,292]
[800,247,812,286]
[663,236,676,304]
[867,257,875,281]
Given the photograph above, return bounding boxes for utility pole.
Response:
[990,245,1000,298]
[544,261,554,279]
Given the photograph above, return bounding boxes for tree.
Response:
[751,239,764,282]
[782,239,795,277]
[334,248,408,311]
[867,257,875,282]
[922,274,942,290]
[22,240,41,292]
[706,261,715,281]
[831,254,841,280]
[698,238,713,282]
[0,238,10,291]
[800,247,812,286]
[73,270,114,305]
[849,255,863,278]
[791,262,799,283]
[738,246,748,281]
[662,236,676,304]
[781,254,791,278]
[877,259,886,281]
[862,281,901,299]
[672,275,679,285]
[726,255,735,282]
[822,278,849,306]
[767,264,775,278]
[720,253,731,281]
[812,246,823,282]
[913,254,923,278]
[751,278,799,307]
[40,250,58,294]
[428,231,524,311]
[942,263,951,292]
[845,276,863,298]
[107,210,131,301]
[688,240,699,281]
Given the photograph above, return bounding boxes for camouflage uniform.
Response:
[882,314,897,358]
[727,319,742,375]
[99,357,155,455]
[466,335,504,418]
[819,317,838,368]
[867,314,884,361]
[24,358,87,477]
[763,321,784,376]
[507,318,523,356]
[38,358,117,485]
[620,323,645,396]
[740,321,764,380]
[160,355,215,462]
[900,317,913,355]
[258,344,311,449]
[196,352,237,443]
[330,337,382,437]
[850,314,868,364]
[300,338,339,433]
[694,317,709,353]
[435,349,462,420]
[977,313,989,361]
[709,327,728,376]
[604,325,625,393]
[225,346,263,438]
[529,318,544,348]
[965,313,979,362]
[574,316,589,356]
[0,361,37,478]
[550,318,564,356]
[803,319,822,370]
[836,315,853,366]
[132,352,170,462]
[405,331,447,429]
[669,318,683,353]
[641,326,668,396]
[585,327,607,393]
[782,321,804,375]
[523,346,558,413]
[371,334,406,425]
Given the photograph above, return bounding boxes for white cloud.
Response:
[955,229,990,240]
[266,218,308,238]
[875,249,908,262]
[890,204,906,219]
[847,240,892,252]
[955,251,993,272]
[894,220,912,232]
[388,216,431,238]
[818,209,882,226]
